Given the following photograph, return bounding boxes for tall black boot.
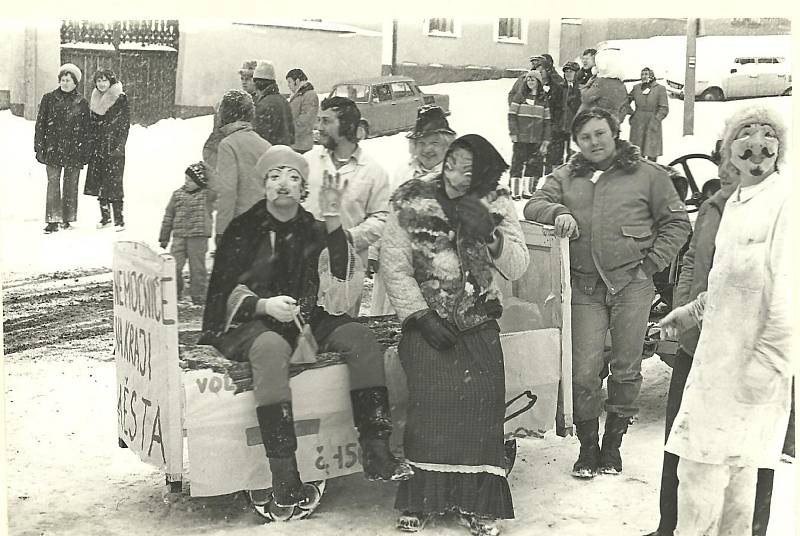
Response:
[111,200,124,230]
[98,200,111,228]
[256,402,308,508]
[350,386,414,482]
[571,418,601,479]
[599,412,632,475]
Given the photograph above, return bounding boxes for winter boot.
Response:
[521,177,532,199]
[351,386,414,482]
[256,402,309,508]
[112,200,125,231]
[97,201,112,228]
[599,412,632,475]
[43,222,59,234]
[571,418,601,479]
[510,177,521,200]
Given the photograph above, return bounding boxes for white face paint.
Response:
[729,123,779,183]
[265,166,304,204]
[443,146,473,198]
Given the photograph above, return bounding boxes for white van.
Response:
[664,35,792,100]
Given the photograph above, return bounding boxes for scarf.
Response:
[90,82,124,116]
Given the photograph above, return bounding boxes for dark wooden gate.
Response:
[60,20,179,126]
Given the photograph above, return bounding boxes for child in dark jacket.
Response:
[159,162,216,305]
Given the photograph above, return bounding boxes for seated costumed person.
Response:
[199,145,413,510]
[380,134,530,535]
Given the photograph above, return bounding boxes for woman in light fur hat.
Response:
[660,104,792,536]
[84,68,130,231]
[577,48,629,123]
[34,63,90,233]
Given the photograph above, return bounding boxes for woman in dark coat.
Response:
[381,135,530,536]
[84,68,130,230]
[34,63,90,233]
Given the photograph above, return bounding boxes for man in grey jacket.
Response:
[524,107,691,479]
[286,69,319,154]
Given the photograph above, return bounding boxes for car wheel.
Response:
[699,88,724,101]
[357,120,370,141]
[783,87,792,96]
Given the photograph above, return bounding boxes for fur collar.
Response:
[90,82,124,116]
[567,139,642,177]
[290,81,315,101]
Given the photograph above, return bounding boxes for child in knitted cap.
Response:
[158,162,217,306]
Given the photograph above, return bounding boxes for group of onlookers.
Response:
[34,63,131,233]
[507,48,670,200]
[32,54,793,536]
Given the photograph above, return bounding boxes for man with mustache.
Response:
[303,96,391,315]
[660,105,792,535]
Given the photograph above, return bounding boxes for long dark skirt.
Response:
[394,321,513,519]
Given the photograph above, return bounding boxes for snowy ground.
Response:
[1,79,795,535]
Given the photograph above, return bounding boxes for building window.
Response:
[424,18,461,38]
[494,18,528,44]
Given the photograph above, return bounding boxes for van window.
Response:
[757,57,780,64]
[735,57,755,65]
[331,84,370,103]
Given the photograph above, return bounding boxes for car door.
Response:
[368,83,394,135]
[756,57,786,96]
[390,81,422,130]
[726,57,757,98]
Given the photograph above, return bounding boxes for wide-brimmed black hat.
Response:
[406,105,455,139]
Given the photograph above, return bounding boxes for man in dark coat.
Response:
[251,61,295,147]
[577,48,597,87]
[540,54,567,175]
[200,145,412,514]
[559,61,583,162]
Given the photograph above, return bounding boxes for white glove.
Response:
[257,295,299,323]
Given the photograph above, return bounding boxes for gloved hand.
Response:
[415,310,457,351]
[258,296,300,323]
[159,241,168,249]
[455,195,495,242]
[320,170,348,217]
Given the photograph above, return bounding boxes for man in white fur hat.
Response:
[660,105,793,536]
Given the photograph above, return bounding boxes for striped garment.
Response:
[508,96,552,144]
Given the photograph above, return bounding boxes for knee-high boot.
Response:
[572,418,601,479]
[599,412,632,474]
[350,386,414,482]
[256,401,308,507]
[111,200,124,229]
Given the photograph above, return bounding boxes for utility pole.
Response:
[381,20,398,76]
[683,18,699,135]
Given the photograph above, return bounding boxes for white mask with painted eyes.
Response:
[729,123,779,180]
[265,166,304,203]
[443,147,474,198]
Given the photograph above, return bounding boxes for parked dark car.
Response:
[324,75,450,139]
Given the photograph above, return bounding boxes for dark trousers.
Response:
[171,236,209,301]
[657,350,792,535]
[45,165,80,223]
[544,132,569,174]
[510,142,544,180]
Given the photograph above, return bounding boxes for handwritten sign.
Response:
[113,241,182,477]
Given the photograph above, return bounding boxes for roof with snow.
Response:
[233,19,381,37]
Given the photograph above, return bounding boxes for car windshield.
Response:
[331,84,370,103]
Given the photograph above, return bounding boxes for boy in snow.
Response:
[159,162,216,305]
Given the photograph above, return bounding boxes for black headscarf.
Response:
[436,134,509,227]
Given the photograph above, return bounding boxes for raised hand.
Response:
[320,170,348,217]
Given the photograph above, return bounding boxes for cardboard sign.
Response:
[184,364,362,497]
[113,241,182,478]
